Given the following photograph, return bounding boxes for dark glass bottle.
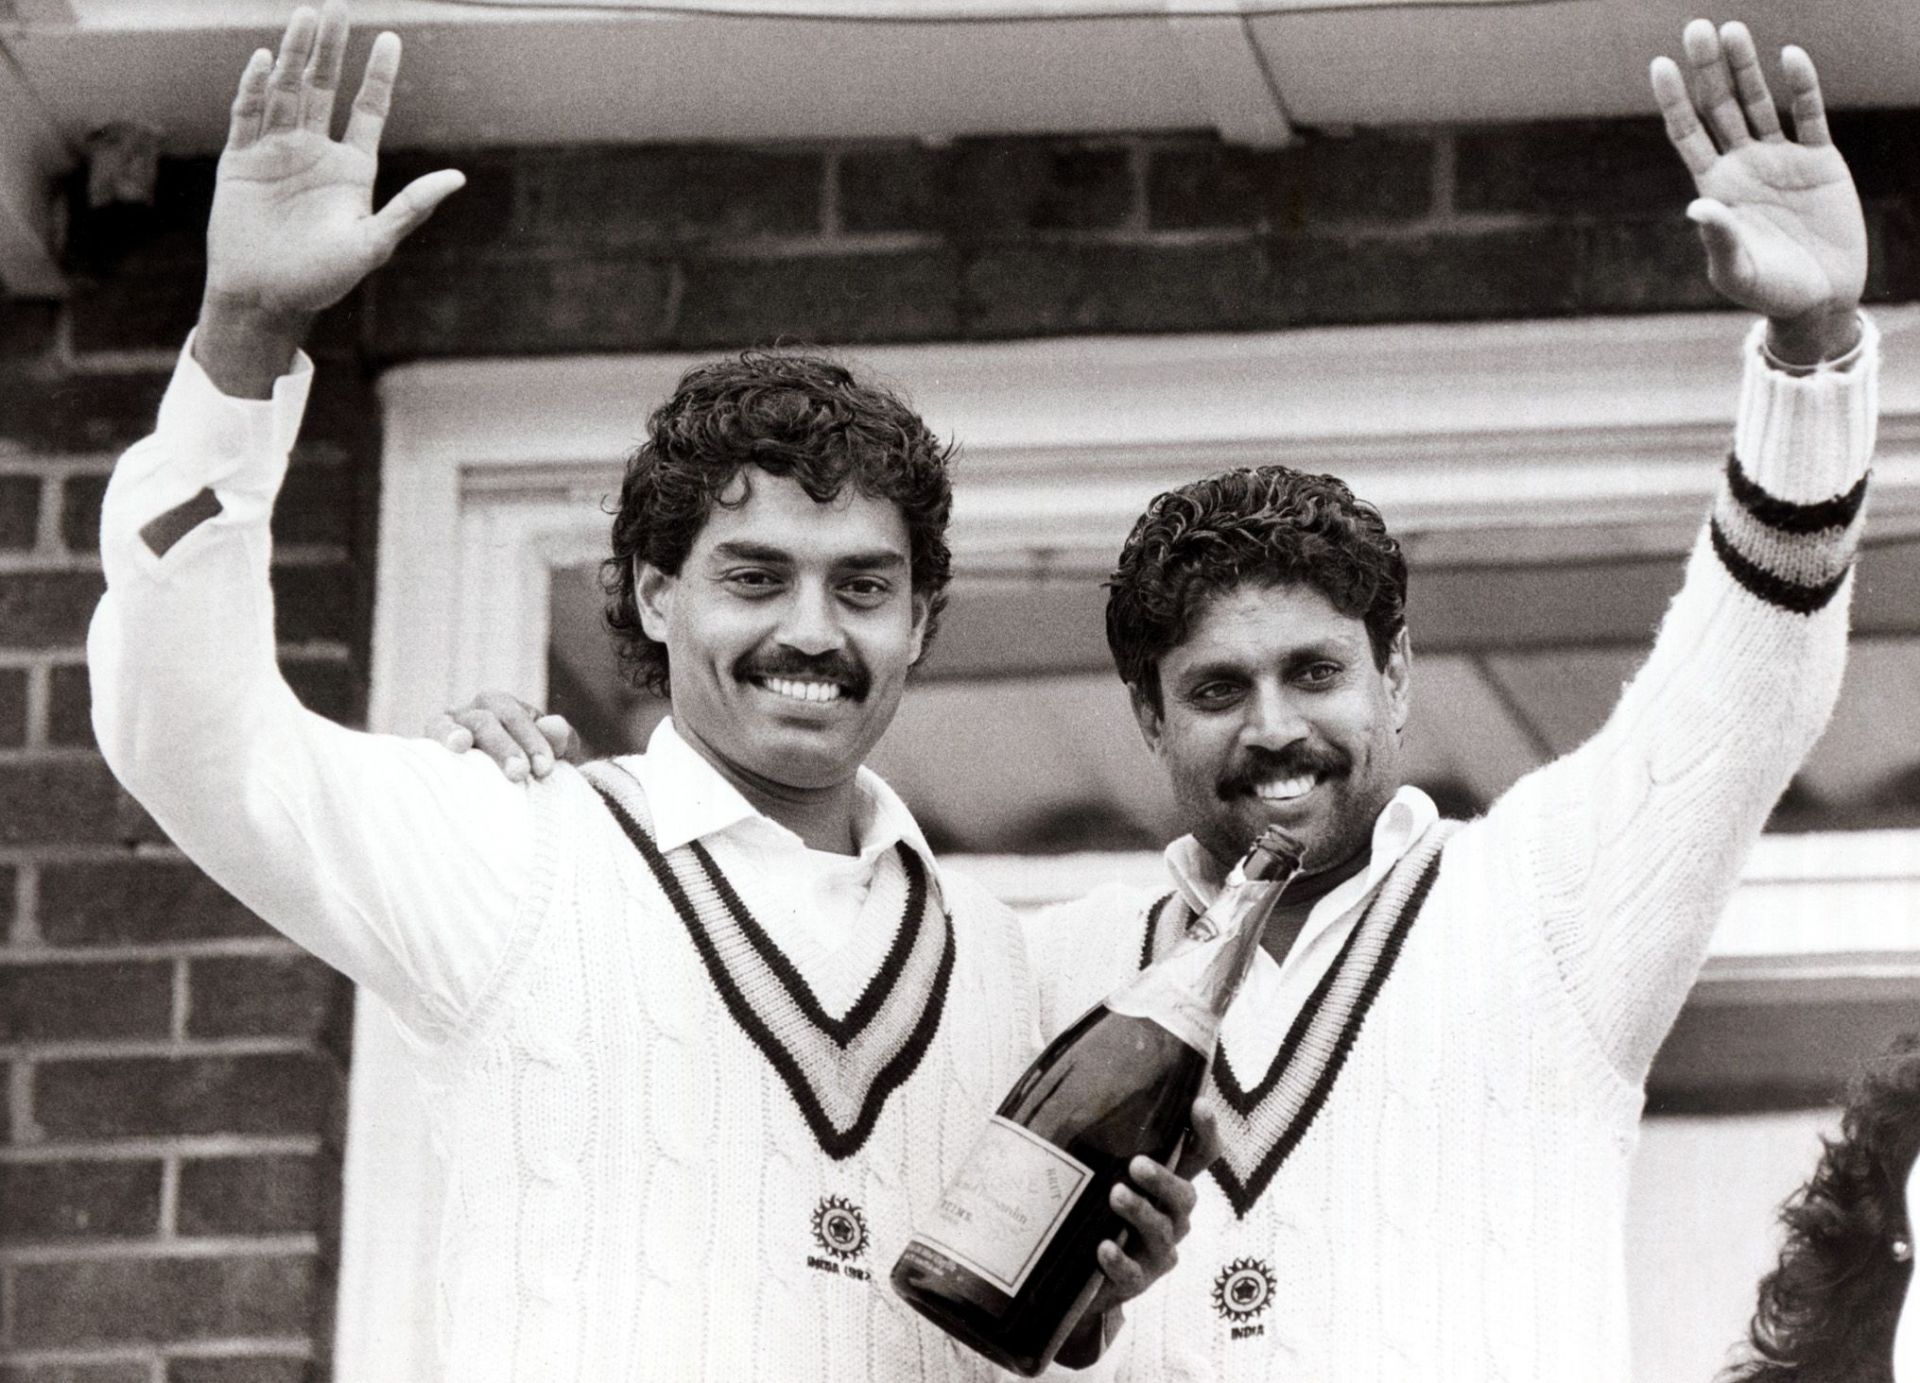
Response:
[891,827,1302,1376]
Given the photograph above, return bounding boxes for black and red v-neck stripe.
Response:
[1138,825,1456,1217]
[586,762,954,1162]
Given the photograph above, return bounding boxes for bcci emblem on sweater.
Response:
[810,1195,872,1279]
[1213,1258,1276,1338]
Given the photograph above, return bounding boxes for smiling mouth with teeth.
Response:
[1253,774,1318,802]
[755,676,847,705]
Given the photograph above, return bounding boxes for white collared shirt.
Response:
[619,719,945,1010]
[1161,785,1439,1078]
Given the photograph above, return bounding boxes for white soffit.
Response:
[380,306,1920,571]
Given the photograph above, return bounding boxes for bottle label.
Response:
[1103,945,1217,1056]
[906,1115,1094,1297]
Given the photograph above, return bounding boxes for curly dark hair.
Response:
[1104,465,1408,713]
[603,350,955,697]
[1725,1032,1920,1383]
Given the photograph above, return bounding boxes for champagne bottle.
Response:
[891,826,1302,1376]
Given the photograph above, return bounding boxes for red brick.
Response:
[60,473,109,555]
[962,241,1264,338]
[66,159,214,274]
[274,462,355,548]
[0,1364,154,1383]
[376,147,519,251]
[0,759,164,849]
[521,146,822,245]
[282,658,358,727]
[168,1360,311,1383]
[1866,203,1920,305]
[1148,132,1434,232]
[1828,110,1920,204]
[0,1158,163,1243]
[188,955,342,1042]
[46,663,89,748]
[676,250,960,348]
[69,270,204,355]
[0,474,39,549]
[33,1054,339,1139]
[371,253,675,358]
[1453,118,1693,217]
[1254,226,1585,327]
[0,960,173,1041]
[178,1152,327,1236]
[0,667,25,747]
[0,570,105,650]
[270,562,357,645]
[841,140,1132,237]
[1581,219,1726,314]
[9,1253,314,1347]
[0,300,59,360]
[38,860,271,947]
[0,370,172,453]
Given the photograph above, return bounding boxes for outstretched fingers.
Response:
[1781,44,1831,147]
[1651,56,1715,178]
[1719,22,1783,140]
[343,30,403,157]
[262,6,318,135]
[1682,19,1751,150]
[301,0,351,136]
[225,48,274,152]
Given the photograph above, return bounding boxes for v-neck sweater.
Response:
[1019,321,1877,1383]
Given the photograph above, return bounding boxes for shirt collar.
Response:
[619,718,947,901]
[1163,784,1440,925]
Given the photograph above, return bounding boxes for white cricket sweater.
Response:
[87,343,1043,1381]
[1023,321,1878,1383]
[415,760,1039,1381]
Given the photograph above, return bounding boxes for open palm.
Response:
[1652,21,1865,325]
[205,4,461,318]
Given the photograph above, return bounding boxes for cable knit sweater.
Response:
[1022,322,1878,1383]
[87,343,1041,1381]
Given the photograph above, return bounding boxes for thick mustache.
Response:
[736,649,871,700]
[1218,744,1350,797]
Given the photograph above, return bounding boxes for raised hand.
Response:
[197,2,463,394]
[1651,20,1865,364]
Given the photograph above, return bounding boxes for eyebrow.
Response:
[708,540,907,573]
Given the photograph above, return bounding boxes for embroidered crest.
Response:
[812,1195,869,1260]
[587,761,955,1163]
[1212,1257,1276,1323]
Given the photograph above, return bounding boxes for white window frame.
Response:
[343,311,1920,1379]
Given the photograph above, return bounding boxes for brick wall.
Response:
[3,114,1916,1379]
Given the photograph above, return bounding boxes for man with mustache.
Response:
[85,5,1200,1380]
[453,18,1879,1381]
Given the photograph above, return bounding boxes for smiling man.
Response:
[1016,21,1882,1382]
[446,16,1875,1382]
[84,6,1201,1380]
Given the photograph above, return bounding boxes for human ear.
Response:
[635,560,675,642]
[1129,680,1166,756]
[907,591,931,665]
[1384,629,1413,734]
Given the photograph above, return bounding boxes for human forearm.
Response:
[91,345,531,1029]
[1500,330,1874,1079]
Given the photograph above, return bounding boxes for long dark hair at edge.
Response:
[1725,1033,1920,1382]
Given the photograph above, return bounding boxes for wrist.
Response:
[1764,303,1863,368]
[193,291,315,400]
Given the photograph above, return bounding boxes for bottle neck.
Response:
[1189,876,1289,1020]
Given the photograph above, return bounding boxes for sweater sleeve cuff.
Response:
[1734,313,1878,506]
[148,331,317,504]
